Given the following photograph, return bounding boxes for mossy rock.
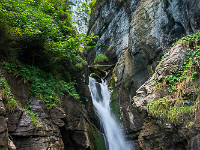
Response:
[110,101,121,121]
[91,73,101,81]
[89,67,106,80]
[92,127,106,150]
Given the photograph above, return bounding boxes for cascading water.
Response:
[89,77,133,150]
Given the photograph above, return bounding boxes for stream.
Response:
[89,77,133,150]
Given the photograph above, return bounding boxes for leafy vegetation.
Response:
[0,0,96,71]
[94,54,108,64]
[79,0,97,16]
[0,70,40,124]
[148,97,195,124]
[0,71,18,111]
[23,107,39,125]
[2,61,79,109]
[0,0,99,110]
[148,31,200,124]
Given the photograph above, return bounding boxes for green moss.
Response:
[23,108,39,125]
[91,73,101,81]
[92,126,105,150]
[109,76,118,104]
[108,76,115,87]
[89,66,106,79]
[150,65,154,74]
[111,88,117,101]
[107,45,114,51]
[110,101,121,120]
[108,76,121,120]
[6,98,18,111]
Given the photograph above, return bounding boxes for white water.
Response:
[89,77,133,150]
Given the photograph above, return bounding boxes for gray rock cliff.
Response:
[87,0,200,149]
[0,70,95,150]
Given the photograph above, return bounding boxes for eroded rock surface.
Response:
[133,43,189,110]
[133,42,200,149]
[2,72,94,150]
[0,97,9,150]
[87,0,200,149]
[88,0,200,97]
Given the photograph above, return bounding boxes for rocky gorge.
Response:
[0,0,200,150]
[87,0,200,149]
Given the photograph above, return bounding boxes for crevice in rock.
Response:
[60,127,86,150]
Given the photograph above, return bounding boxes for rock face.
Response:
[133,43,189,110]
[0,96,9,150]
[133,42,200,150]
[87,0,200,149]
[1,71,95,150]
[88,0,200,97]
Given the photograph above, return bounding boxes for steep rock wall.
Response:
[88,0,200,97]
[133,41,200,149]
[87,0,200,148]
[0,69,95,150]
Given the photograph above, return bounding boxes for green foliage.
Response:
[0,0,96,74]
[6,98,18,111]
[0,71,10,97]
[150,31,200,124]
[94,54,108,64]
[77,1,90,16]
[0,71,18,111]
[156,31,200,93]
[79,0,100,16]
[0,0,100,110]
[147,97,195,124]
[88,0,97,15]
[107,45,114,51]
[163,32,200,93]
[23,107,39,125]
[2,61,79,109]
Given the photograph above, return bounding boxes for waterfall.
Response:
[89,77,133,150]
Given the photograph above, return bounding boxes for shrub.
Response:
[2,61,80,109]
[94,54,108,64]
